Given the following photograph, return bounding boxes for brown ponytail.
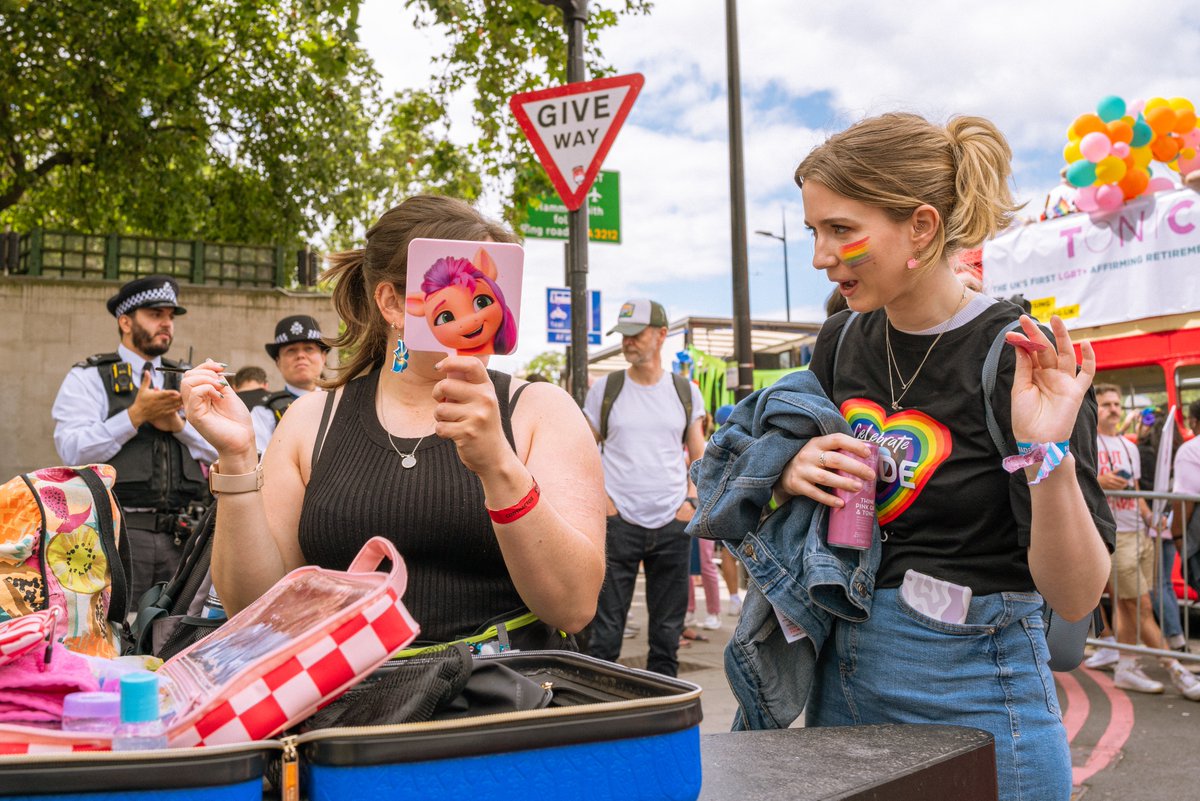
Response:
[321,195,520,387]
[795,112,1022,272]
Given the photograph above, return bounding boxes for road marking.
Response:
[1056,671,1089,743]
[1070,668,1135,786]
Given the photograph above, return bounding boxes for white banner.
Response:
[983,189,1200,329]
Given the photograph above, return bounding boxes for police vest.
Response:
[77,353,208,511]
[261,390,299,423]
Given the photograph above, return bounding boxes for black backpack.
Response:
[599,369,693,445]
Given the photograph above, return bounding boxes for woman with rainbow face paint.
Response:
[718,113,1114,801]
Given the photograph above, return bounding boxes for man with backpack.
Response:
[583,299,706,677]
[51,275,216,607]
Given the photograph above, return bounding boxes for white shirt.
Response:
[584,371,705,529]
[1097,433,1140,532]
[251,383,318,455]
[52,343,216,466]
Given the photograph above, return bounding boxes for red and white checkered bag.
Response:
[161,536,419,747]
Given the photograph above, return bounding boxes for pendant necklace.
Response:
[884,284,968,411]
[379,394,431,469]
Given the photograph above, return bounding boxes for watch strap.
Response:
[209,460,263,494]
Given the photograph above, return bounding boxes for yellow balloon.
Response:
[1169,97,1195,114]
[1183,147,1197,160]
[1095,155,1127,183]
[1145,97,1169,112]
[1067,127,1081,143]
[1131,146,1154,169]
[1063,141,1083,162]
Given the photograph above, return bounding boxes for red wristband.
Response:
[487,479,541,525]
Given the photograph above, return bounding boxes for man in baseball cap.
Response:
[252,315,330,453]
[607,298,668,336]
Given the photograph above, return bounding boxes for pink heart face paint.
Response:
[839,237,870,266]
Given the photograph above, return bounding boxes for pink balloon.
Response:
[1096,184,1124,211]
[1183,129,1200,148]
[1080,131,1112,162]
[1076,185,1100,211]
[1128,98,1146,117]
[1111,141,1131,158]
[1147,176,1177,193]
[1178,152,1200,176]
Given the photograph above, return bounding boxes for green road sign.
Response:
[523,170,620,243]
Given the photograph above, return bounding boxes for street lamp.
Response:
[754,207,791,322]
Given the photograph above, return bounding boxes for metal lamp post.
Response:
[754,208,791,322]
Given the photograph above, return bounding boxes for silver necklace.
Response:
[884,285,968,411]
[378,395,431,469]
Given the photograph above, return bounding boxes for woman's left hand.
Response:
[432,356,512,475]
[1007,315,1096,444]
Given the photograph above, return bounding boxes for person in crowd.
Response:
[52,275,216,604]
[778,112,1114,800]
[1135,407,1188,654]
[251,315,330,454]
[685,536,722,635]
[179,195,605,647]
[1172,400,1200,611]
[583,299,706,677]
[1090,385,1197,698]
[712,404,742,617]
[232,366,270,409]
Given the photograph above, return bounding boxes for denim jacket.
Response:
[686,370,881,729]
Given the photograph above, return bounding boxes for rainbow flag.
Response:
[1052,197,1072,218]
[840,237,870,266]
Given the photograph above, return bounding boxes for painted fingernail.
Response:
[434,361,444,371]
[219,379,229,387]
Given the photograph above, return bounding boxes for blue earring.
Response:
[391,328,409,374]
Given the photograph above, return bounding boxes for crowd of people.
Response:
[43,111,1200,801]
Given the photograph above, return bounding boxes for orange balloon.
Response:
[1146,106,1178,135]
[1152,135,1180,162]
[1118,168,1149,199]
[1172,110,1197,135]
[1107,119,1134,144]
[1072,113,1106,139]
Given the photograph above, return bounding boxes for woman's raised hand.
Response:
[776,433,876,508]
[432,356,512,476]
[180,360,256,460]
[1006,315,1095,445]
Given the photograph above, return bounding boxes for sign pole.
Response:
[724,0,754,401]
[561,0,590,406]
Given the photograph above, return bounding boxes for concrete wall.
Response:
[0,276,340,479]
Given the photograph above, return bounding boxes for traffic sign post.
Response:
[511,68,642,405]
[524,170,620,243]
[547,287,601,345]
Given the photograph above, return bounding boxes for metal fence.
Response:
[1090,488,1200,666]
[0,229,323,289]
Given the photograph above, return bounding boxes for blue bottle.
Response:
[112,672,168,751]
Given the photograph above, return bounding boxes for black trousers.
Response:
[126,524,184,610]
[588,514,690,677]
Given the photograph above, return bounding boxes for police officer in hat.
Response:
[250,315,330,454]
[52,275,216,607]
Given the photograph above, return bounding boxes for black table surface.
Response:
[698,724,997,801]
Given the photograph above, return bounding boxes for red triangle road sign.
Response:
[510,73,644,212]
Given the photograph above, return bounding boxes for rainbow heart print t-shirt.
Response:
[808,303,1114,596]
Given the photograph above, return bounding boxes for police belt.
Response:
[123,510,183,534]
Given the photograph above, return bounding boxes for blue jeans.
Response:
[808,588,1070,801]
[588,515,690,677]
[1150,538,1184,641]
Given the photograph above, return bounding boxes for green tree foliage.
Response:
[0,0,477,246]
[405,0,651,227]
[521,350,566,385]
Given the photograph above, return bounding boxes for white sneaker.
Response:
[727,594,742,616]
[622,625,637,639]
[1114,665,1165,694]
[1168,663,1200,701]
[701,614,722,630]
[1084,646,1120,670]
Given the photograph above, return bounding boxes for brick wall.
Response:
[0,276,340,479]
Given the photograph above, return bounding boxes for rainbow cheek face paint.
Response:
[840,237,871,266]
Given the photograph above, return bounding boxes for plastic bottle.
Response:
[112,672,168,751]
[61,692,120,734]
[201,584,226,620]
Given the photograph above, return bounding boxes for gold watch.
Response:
[209,460,263,495]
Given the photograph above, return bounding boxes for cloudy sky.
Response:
[358,0,1200,372]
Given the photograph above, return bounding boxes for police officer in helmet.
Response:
[52,275,216,606]
[250,315,329,454]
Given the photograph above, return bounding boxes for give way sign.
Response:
[510,73,644,211]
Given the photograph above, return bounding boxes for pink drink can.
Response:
[826,442,879,550]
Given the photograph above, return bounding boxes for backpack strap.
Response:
[74,467,133,641]
[311,388,339,470]
[831,311,860,381]
[981,319,1056,457]
[599,370,626,443]
[671,373,694,444]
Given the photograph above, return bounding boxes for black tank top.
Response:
[298,368,528,642]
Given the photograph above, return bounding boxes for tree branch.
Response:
[0,151,79,212]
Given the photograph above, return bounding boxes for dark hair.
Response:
[1093,383,1121,400]
[233,366,268,389]
[1188,399,1200,423]
[524,373,550,383]
[322,196,519,387]
[824,287,848,317]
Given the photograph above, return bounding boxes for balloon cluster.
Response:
[1064,95,1200,212]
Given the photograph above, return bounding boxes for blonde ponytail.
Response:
[945,116,1020,250]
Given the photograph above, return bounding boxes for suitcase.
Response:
[292,651,704,801]
[0,741,277,800]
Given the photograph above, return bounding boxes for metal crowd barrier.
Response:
[1088,488,1200,665]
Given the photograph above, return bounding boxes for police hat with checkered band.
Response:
[265,315,330,359]
[106,275,188,318]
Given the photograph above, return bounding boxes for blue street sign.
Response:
[547,288,601,345]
